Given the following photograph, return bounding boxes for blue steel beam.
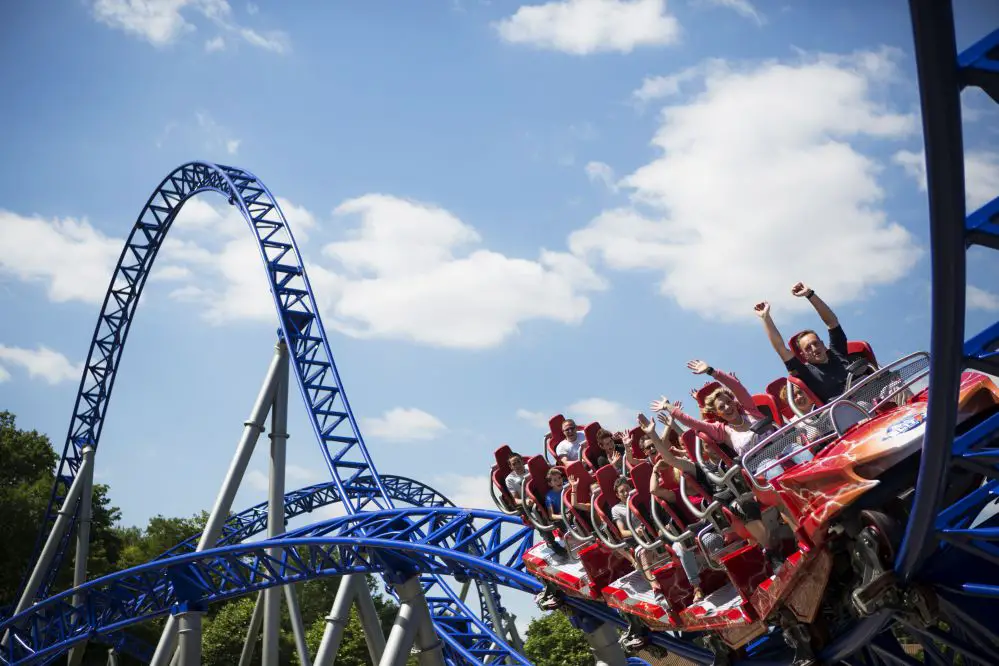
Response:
[20,162,393,605]
[895,0,968,583]
[85,475,481,664]
[5,508,715,666]
[10,162,528,665]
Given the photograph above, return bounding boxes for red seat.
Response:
[582,422,604,471]
[592,464,628,544]
[563,461,595,537]
[625,426,648,471]
[752,393,784,427]
[766,378,795,421]
[546,414,566,461]
[526,456,557,517]
[491,444,518,511]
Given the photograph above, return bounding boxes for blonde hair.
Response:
[702,387,735,416]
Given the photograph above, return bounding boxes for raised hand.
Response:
[650,395,671,412]
[791,282,811,298]
[687,359,710,375]
[754,301,771,319]
[637,413,656,435]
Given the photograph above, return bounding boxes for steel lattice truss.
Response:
[80,475,501,664]
[11,162,537,666]
[0,509,536,666]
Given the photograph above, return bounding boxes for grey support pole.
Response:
[355,578,387,663]
[313,575,360,666]
[176,610,204,666]
[382,577,444,666]
[105,649,119,666]
[149,340,288,666]
[582,623,628,666]
[237,592,264,666]
[67,447,96,666]
[283,585,312,666]
[378,589,421,666]
[262,343,290,666]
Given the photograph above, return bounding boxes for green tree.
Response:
[0,411,121,608]
[524,611,595,666]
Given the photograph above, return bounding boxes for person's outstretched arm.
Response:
[754,301,795,363]
[792,282,839,329]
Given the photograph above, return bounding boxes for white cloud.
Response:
[571,49,921,322]
[894,148,999,212]
[567,398,635,431]
[154,195,318,324]
[239,27,289,53]
[90,0,289,53]
[631,60,724,104]
[316,194,606,348]
[205,35,225,51]
[0,210,121,303]
[433,474,495,510]
[0,345,83,385]
[515,408,550,429]
[495,0,681,55]
[704,0,763,24]
[361,407,447,442]
[195,111,242,158]
[585,161,618,192]
[968,285,999,312]
[246,3,258,15]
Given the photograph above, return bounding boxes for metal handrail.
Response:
[744,352,931,489]
[626,493,664,550]
[589,493,630,551]
[488,473,520,516]
[561,486,595,544]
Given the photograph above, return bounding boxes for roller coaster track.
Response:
[6,3,999,663]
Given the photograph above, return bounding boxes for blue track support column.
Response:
[896,0,968,582]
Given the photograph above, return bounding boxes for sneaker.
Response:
[549,541,569,559]
[538,595,562,611]
[621,633,648,650]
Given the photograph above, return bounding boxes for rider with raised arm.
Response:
[755,282,859,403]
[653,360,773,458]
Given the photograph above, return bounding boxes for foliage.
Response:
[524,611,595,666]
[0,411,121,609]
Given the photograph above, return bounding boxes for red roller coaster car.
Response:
[493,352,999,664]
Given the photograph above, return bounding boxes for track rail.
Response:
[11,163,525,664]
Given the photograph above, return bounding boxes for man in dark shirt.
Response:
[755,282,854,404]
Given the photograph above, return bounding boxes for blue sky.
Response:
[1,0,998,619]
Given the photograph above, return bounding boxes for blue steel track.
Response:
[5,3,999,663]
